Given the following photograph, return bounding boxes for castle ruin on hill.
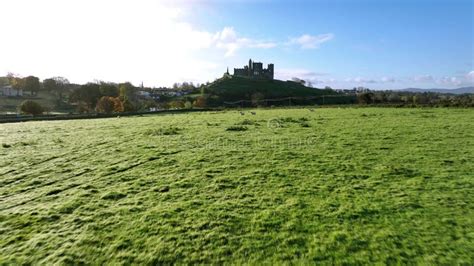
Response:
[231,59,274,80]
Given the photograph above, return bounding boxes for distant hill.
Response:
[401,87,474,94]
[205,76,336,102]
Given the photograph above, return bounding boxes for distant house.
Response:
[137,91,151,98]
[151,89,191,97]
[0,85,23,97]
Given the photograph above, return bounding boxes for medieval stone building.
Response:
[232,59,274,80]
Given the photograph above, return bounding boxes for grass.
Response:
[226,125,248,131]
[0,107,473,264]
[144,126,182,136]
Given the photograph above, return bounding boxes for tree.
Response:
[118,82,137,111]
[43,78,57,92]
[387,93,401,103]
[184,101,193,109]
[70,83,101,111]
[119,82,136,101]
[122,99,135,112]
[54,77,69,99]
[193,96,207,108]
[168,100,185,109]
[100,82,119,97]
[374,92,387,104]
[43,77,69,100]
[113,98,124,112]
[400,95,410,104]
[19,100,43,115]
[7,73,24,96]
[24,76,40,96]
[413,93,429,105]
[357,92,374,104]
[0,76,9,87]
[96,96,124,114]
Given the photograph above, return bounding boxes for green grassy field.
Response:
[1,107,473,264]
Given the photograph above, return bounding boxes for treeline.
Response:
[356,91,474,107]
[1,74,77,99]
[3,73,473,116]
[70,82,140,113]
[1,73,206,115]
[1,74,44,96]
[68,81,210,113]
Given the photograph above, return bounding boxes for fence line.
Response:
[0,108,215,124]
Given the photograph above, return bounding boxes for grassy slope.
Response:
[0,108,473,264]
[206,76,335,101]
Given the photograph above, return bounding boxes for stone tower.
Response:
[248,59,253,76]
[267,64,274,79]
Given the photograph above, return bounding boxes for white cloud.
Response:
[438,76,462,86]
[213,27,277,57]
[381,77,396,83]
[467,71,474,81]
[344,76,397,84]
[288,33,334,49]
[413,75,435,82]
[346,77,377,83]
[411,72,474,87]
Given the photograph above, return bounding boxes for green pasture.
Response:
[0,107,473,264]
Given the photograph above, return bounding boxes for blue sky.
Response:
[0,0,472,89]
[190,0,473,89]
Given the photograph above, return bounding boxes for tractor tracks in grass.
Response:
[0,168,92,204]
[0,151,179,211]
[0,141,115,191]
[0,151,91,189]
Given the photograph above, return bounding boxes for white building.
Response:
[137,91,151,98]
[0,86,23,96]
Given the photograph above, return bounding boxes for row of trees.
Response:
[4,74,41,96]
[43,77,71,100]
[2,73,75,97]
[357,91,474,107]
[171,81,200,91]
[3,73,206,114]
[18,95,208,116]
[70,82,139,113]
[166,96,207,109]
[69,81,208,113]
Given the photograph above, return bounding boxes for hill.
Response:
[401,86,474,94]
[205,76,337,102]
